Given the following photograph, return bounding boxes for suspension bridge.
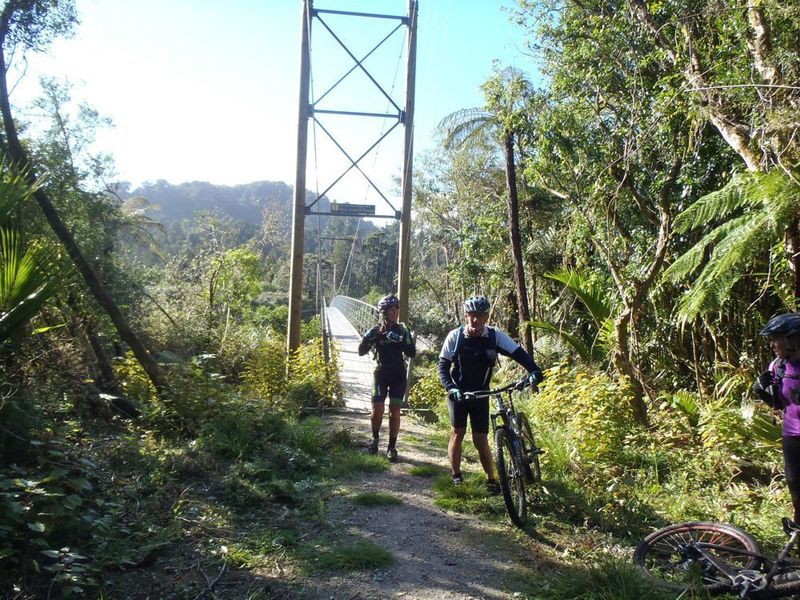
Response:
[323,295,434,411]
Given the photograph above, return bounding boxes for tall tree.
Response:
[439,67,535,353]
[513,0,724,422]
[625,0,800,308]
[0,0,165,392]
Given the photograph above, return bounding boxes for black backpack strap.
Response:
[774,358,787,382]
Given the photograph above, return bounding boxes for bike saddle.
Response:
[783,517,800,534]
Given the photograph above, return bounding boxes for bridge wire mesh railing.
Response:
[328,295,434,353]
[330,295,377,337]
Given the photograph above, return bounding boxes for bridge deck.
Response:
[326,306,373,412]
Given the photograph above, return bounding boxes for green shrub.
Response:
[290,338,341,409]
[242,337,341,414]
[527,363,640,476]
[0,450,119,597]
[408,372,443,410]
[241,339,288,407]
[198,401,286,460]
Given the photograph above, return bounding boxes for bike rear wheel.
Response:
[494,427,527,528]
[633,521,762,594]
[516,413,541,484]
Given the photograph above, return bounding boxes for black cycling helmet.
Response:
[376,294,400,313]
[759,313,800,337]
[463,295,490,314]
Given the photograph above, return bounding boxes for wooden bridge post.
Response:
[288,0,312,353]
[397,0,418,324]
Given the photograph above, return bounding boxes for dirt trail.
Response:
[283,411,548,599]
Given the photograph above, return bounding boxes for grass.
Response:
[431,472,504,520]
[323,448,390,478]
[306,539,394,571]
[408,463,444,477]
[512,556,682,600]
[351,491,402,506]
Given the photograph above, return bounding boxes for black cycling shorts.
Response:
[372,370,407,407]
[448,395,490,434]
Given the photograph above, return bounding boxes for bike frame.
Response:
[685,519,800,598]
[463,380,527,439]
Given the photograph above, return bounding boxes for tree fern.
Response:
[666,170,800,321]
[438,108,494,150]
[673,172,764,233]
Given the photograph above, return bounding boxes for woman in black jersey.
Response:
[358,294,416,462]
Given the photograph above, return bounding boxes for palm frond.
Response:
[0,162,37,225]
[0,229,59,343]
[544,267,612,326]
[528,319,596,361]
[437,108,494,150]
[748,410,782,449]
[667,390,701,429]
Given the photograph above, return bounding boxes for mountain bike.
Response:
[634,518,800,598]
[464,378,543,528]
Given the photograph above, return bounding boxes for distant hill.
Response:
[119,179,295,225]
[114,179,376,250]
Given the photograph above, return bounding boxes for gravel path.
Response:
[283,412,546,599]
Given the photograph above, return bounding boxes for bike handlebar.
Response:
[463,378,532,400]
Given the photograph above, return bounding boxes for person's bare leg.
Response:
[449,427,466,475]
[368,403,385,453]
[371,403,385,435]
[473,432,495,480]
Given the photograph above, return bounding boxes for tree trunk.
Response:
[0,24,165,394]
[503,132,533,354]
[612,309,648,425]
[787,216,800,307]
[85,324,117,390]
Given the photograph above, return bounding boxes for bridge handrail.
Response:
[329,295,437,353]
[330,295,378,337]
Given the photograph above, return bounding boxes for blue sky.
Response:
[11,0,537,211]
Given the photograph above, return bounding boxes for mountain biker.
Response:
[438,295,544,494]
[753,312,800,522]
[358,294,416,462]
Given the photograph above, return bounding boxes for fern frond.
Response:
[663,215,750,283]
[674,212,768,321]
[673,171,761,234]
[528,319,594,361]
[437,108,494,150]
[544,268,612,326]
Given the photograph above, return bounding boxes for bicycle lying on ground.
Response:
[634,518,800,598]
[464,378,543,528]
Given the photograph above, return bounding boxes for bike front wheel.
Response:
[516,413,541,484]
[633,521,762,595]
[494,428,527,528]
